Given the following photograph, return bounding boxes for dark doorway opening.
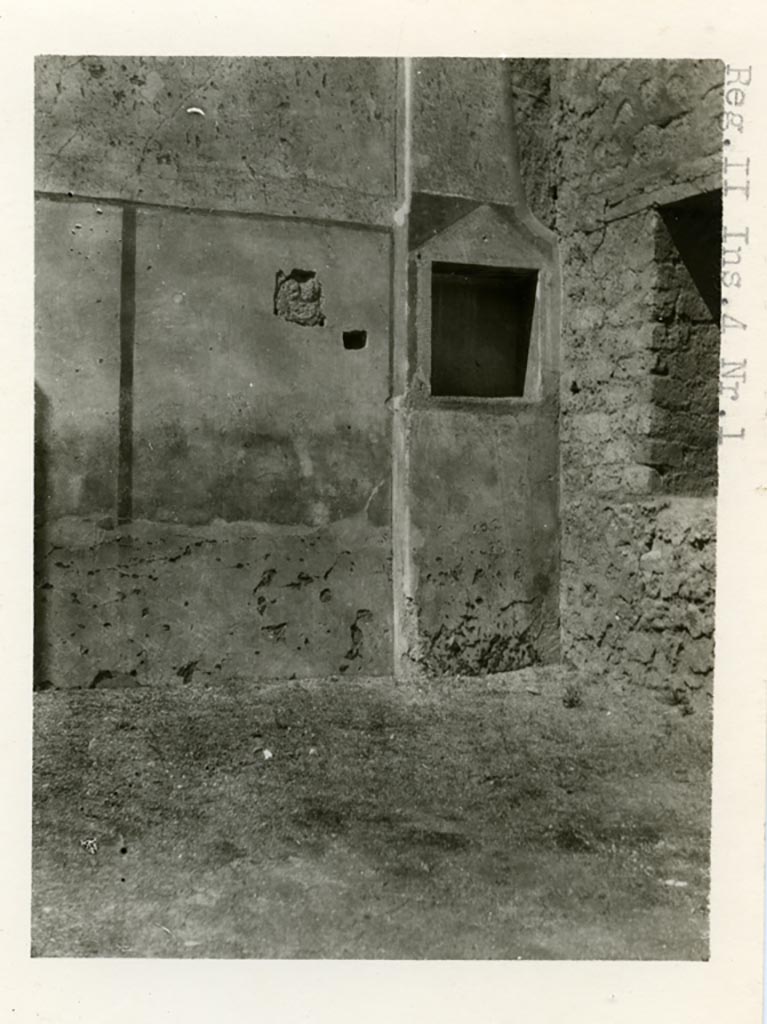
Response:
[658,190,722,321]
[649,190,722,495]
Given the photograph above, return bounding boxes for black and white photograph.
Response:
[19,40,761,986]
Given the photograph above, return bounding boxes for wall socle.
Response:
[562,496,716,692]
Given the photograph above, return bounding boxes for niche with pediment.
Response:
[408,196,559,406]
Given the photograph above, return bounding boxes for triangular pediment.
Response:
[410,198,547,268]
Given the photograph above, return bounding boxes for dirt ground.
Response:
[32,667,711,959]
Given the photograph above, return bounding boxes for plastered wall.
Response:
[35,57,398,687]
[36,56,398,224]
[36,56,564,686]
[35,57,721,690]
[399,59,561,676]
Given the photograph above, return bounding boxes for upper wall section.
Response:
[552,58,723,230]
[412,58,520,205]
[507,59,555,229]
[35,57,399,224]
[503,58,723,230]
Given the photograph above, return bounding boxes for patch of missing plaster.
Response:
[285,572,314,590]
[262,622,288,642]
[253,568,276,594]
[345,609,374,662]
[420,615,544,676]
[176,659,199,684]
[274,269,326,327]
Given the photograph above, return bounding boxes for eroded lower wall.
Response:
[38,518,391,687]
[562,497,715,691]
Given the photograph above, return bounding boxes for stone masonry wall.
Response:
[562,497,716,691]
[549,59,723,691]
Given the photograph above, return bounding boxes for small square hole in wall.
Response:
[343,330,367,350]
[430,262,537,398]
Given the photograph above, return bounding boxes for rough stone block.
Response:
[621,465,661,493]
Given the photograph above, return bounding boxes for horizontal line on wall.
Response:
[33,190,393,235]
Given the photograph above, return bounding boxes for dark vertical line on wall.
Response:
[33,383,51,689]
[117,205,137,524]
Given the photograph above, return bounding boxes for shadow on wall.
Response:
[34,382,51,690]
[649,190,721,496]
[658,192,721,321]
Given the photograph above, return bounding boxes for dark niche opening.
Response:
[430,262,537,398]
[658,190,722,321]
[342,330,367,350]
[649,190,722,495]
